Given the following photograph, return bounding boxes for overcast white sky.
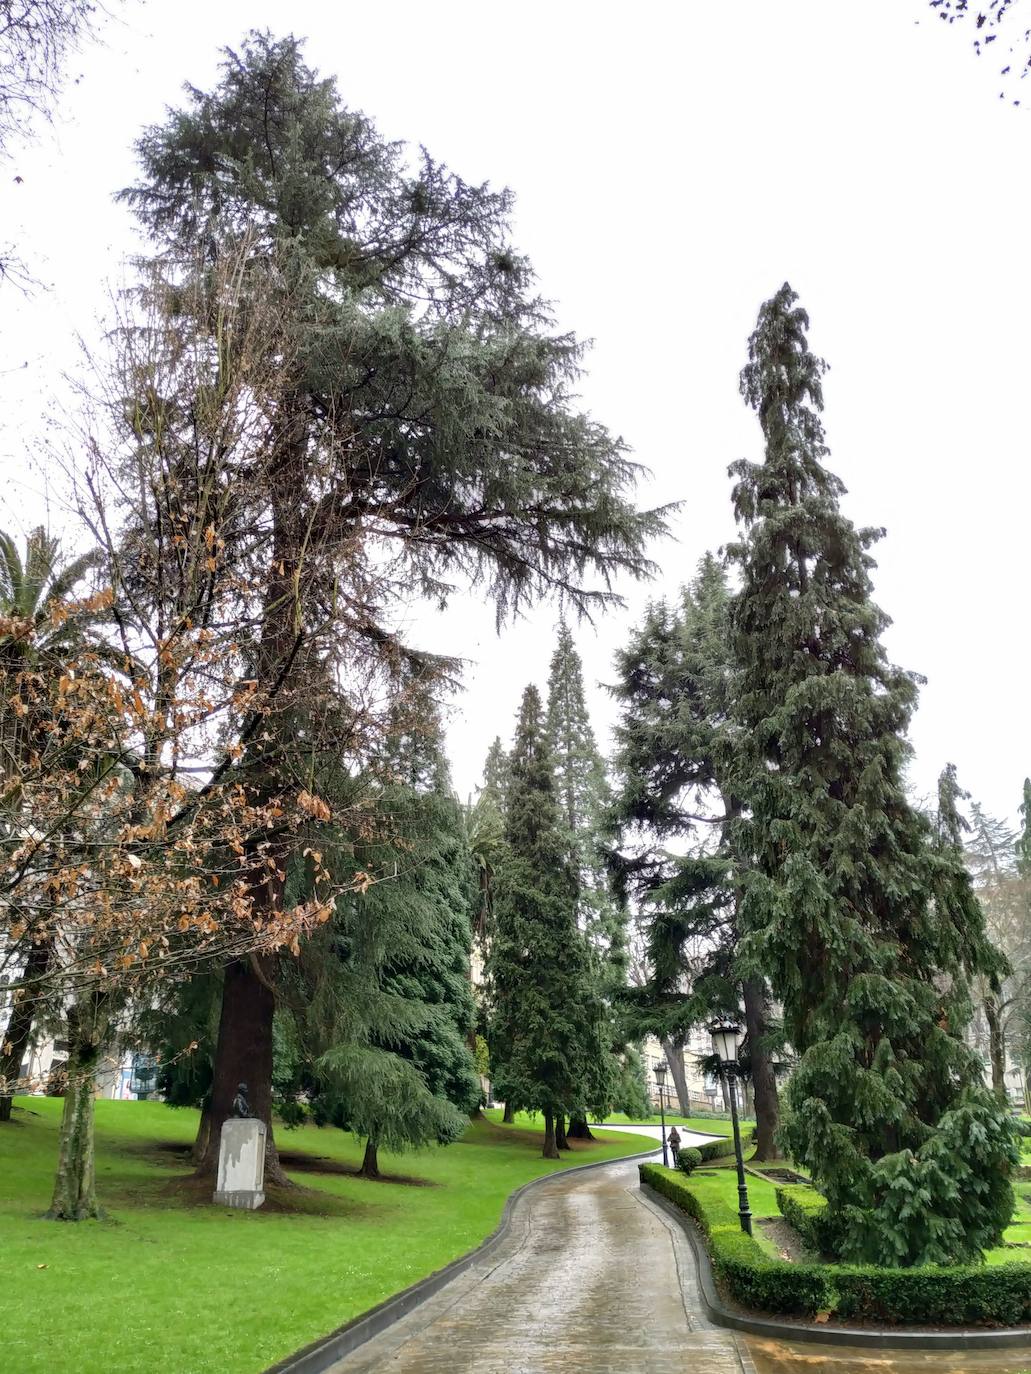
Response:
[1,0,1028,822]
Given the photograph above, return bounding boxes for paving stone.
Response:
[330,1158,751,1374]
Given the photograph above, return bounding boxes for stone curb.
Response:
[641,1181,1031,1351]
[263,1141,661,1374]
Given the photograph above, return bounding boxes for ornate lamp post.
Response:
[654,1059,670,1167]
[710,1021,753,1235]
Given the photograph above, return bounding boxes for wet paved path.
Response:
[330,1154,755,1374]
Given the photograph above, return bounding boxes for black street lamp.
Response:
[654,1059,670,1167]
[710,1021,753,1236]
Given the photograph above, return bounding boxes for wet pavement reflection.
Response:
[329,1153,1031,1374]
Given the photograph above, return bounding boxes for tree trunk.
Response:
[741,1078,755,1118]
[359,1139,380,1179]
[720,1073,731,1111]
[45,997,106,1221]
[198,958,287,1185]
[555,1113,570,1150]
[502,1101,515,1124]
[568,1114,595,1140]
[984,992,1008,1103]
[542,1107,559,1159]
[0,939,51,1123]
[743,977,780,1161]
[191,1099,213,1166]
[661,1035,691,1116]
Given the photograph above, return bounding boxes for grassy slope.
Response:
[0,1098,656,1374]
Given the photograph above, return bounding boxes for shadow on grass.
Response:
[144,1139,439,1190]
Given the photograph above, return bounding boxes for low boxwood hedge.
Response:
[640,1163,1031,1326]
[695,1137,736,1163]
[775,1183,828,1253]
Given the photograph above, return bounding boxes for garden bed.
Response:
[641,1162,1031,1327]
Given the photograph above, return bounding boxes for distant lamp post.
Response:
[654,1059,670,1167]
[710,1021,753,1236]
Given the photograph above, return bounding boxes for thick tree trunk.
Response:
[198,958,287,1184]
[502,1101,515,1124]
[45,998,106,1221]
[542,1108,559,1159]
[743,977,780,1161]
[555,1113,570,1150]
[0,939,51,1123]
[359,1140,380,1179]
[984,993,1008,1103]
[661,1035,691,1116]
[568,1114,595,1140]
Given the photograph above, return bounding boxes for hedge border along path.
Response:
[261,1143,661,1374]
[639,1164,1031,1350]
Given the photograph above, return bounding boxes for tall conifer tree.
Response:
[610,556,781,1155]
[727,283,1015,1265]
[486,685,604,1157]
[545,624,626,1134]
[119,33,664,1174]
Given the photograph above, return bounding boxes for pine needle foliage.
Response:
[726,283,1017,1267]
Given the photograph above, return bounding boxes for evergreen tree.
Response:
[319,784,481,1178]
[276,695,480,1177]
[119,32,664,1176]
[544,623,625,1134]
[609,557,782,1156]
[1019,779,1031,878]
[727,283,1016,1266]
[467,738,509,947]
[486,685,605,1157]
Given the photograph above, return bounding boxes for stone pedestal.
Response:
[213,1117,266,1210]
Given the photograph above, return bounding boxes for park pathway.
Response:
[329,1152,755,1374]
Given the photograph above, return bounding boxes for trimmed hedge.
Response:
[640,1163,1031,1326]
[695,1137,736,1163]
[776,1183,828,1253]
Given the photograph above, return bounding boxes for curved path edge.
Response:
[641,1181,1031,1352]
[262,1142,660,1374]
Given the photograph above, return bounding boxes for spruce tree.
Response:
[727,283,1016,1265]
[486,685,604,1157]
[119,32,664,1175]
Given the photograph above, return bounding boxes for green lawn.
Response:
[0,1098,655,1374]
[683,1162,1031,1267]
[485,1107,752,1137]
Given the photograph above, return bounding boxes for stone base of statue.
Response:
[213,1117,266,1210]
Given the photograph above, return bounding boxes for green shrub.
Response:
[677,1147,703,1175]
[640,1163,1031,1326]
[776,1183,828,1252]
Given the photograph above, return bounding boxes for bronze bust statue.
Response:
[231,1082,251,1119]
